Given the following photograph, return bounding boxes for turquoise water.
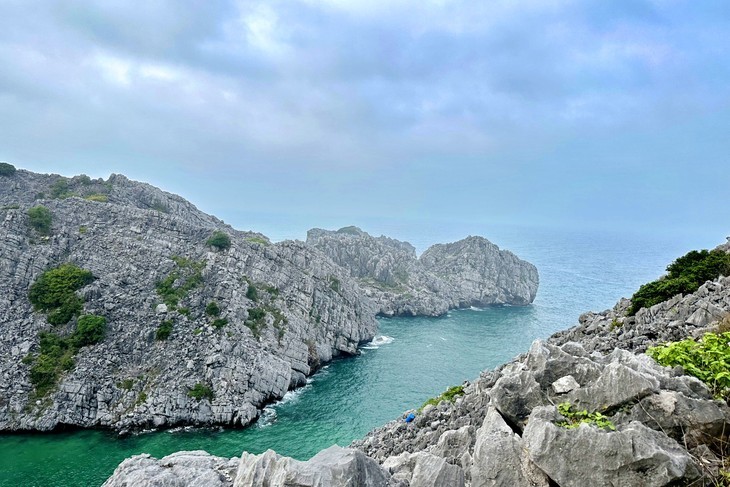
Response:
[0,227,718,486]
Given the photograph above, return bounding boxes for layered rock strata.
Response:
[0,170,377,432]
[306,227,539,316]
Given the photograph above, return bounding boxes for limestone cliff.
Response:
[0,169,377,432]
[306,227,539,316]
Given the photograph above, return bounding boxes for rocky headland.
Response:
[106,247,730,486]
[0,167,536,434]
[0,169,378,432]
[306,226,539,316]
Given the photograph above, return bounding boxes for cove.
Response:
[0,228,704,486]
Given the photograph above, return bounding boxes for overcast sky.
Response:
[1,1,728,245]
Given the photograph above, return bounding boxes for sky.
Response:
[0,0,728,246]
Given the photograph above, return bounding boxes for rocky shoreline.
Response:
[105,267,730,486]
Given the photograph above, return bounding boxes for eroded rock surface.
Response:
[307,227,539,316]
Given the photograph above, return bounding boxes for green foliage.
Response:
[329,276,341,293]
[187,383,214,401]
[156,320,173,340]
[246,283,259,302]
[25,315,106,397]
[2,204,20,210]
[0,162,16,176]
[150,200,169,213]
[211,318,228,329]
[647,332,730,401]
[178,307,190,317]
[155,257,204,308]
[28,263,93,325]
[628,249,730,315]
[205,301,220,317]
[610,318,622,330]
[136,391,148,405]
[419,385,465,411]
[72,315,106,347]
[118,379,135,391]
[264,285,280,296]
[206,231,231,251]
[50,179,74,199]
[557,402,615,430]
[245,307,267,338]
[85,194,108,202]
[78,226,87,234]
[76,174,92,185]
[27,205,53,236]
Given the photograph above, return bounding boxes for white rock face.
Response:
[307,227,539,316]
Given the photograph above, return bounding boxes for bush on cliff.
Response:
[27,205,53,236]
[206,231,231,251]
[73,315,107,347]
[628,249,730,315]
[29,264,94,325]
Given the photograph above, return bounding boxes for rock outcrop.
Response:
[0,169,377,432]
[306,227,539,316]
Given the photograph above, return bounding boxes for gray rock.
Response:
[383,451,465,487]
[524,407,700,487]
[307,227,538,316]
[235,446,390,487]
[551,375,579,394]
[103,451,239,487]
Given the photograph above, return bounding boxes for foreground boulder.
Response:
[307,227,539,316]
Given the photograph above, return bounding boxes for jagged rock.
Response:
[102,451,239,487]
[523,407,700,487]
[471,407,549,487]
[382,451,465,487]
[235,446,390,486]
[551,375,579,394]
[307,227,538,316]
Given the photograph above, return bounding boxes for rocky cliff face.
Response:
[306,227,539,316]
[106,253,730,486]
[0,169,377,432]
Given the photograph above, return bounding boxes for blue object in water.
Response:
[405,413,415,423]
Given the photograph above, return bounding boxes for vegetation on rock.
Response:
[628,249,730,315]
[647,332,730,402]
[556,402,615,431]
[419,384,465,411]
[28,263,93,325]
[156,320,173,340]
[72,315,107,348]
[205,301,220,317]
[27,205,53,236]
[187,383,214,401]
[206,231,231,251]
[0,162,16,176]
[155,256,204,309]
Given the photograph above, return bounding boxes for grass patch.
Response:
[245,236,269,245]
[211,318,228,329]
[419,385,465,411]
[155,256,204,309]
[85,194,108,202]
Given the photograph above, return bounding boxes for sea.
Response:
[0,224,723,486]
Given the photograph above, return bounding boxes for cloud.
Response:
[0,1,728,237]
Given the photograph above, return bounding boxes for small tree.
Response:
[205,301,221,317]
[27,206,53,236]
[73,315,107,347]
[206,231,231,251]
[0,162,16,176]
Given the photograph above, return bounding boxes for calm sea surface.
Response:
[0,226,718,486]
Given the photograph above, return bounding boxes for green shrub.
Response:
[419,385,465,411]
[246,283,258,302]
[0,162,16,176]
[156,320,173,340]
[27,206,53,236]
[557,402,615,431]
[206,231,231,251]
[205,301,220,317]
[76,174,92,185]
[72,315,106,347]
[647,332,730,401]
[245,307,267,338]
[28,264,93,324]
[628,249,730,315]
[78,226,87,234]
[211,318,228,329]
[118,379,135,391]
[245,236,269,246]
[187,382,214,401]
[50,179,73,199]
[329,276,341,293]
